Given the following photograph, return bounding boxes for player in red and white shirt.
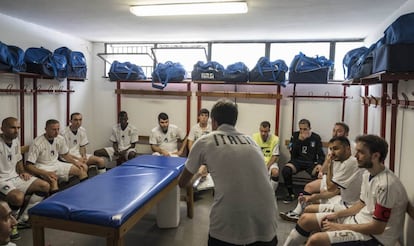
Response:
[283,134,408,246]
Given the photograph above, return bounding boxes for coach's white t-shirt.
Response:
[185,124,278,244]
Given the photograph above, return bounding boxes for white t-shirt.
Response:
[109,123,139,152]
[355,168,408,245]
[0,136,21,181]
[149,124,186,153]
[185,124,278,244]
[330,156,363,205]
[61,126,89,158]
[188,122,212,142]
[27,135,68,166]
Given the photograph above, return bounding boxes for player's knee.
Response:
[37,180,51,193]
[7,190,24,206]
[282,166,293,177]
[127,152,137,160]
[307,232,326,246]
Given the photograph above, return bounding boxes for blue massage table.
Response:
[29,155,189,246]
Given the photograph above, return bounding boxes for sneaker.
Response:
[279,210,300,222]
[17,220,31,229]
[10,226,21,241]
[283,193,297,204]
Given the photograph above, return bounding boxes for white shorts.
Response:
[317,198,348,213]
[326,229,376,244]
[268,163,279,175]
[151,152,179,157]
[315,214,382,245]
[0,176,37,195]
[35,161,72,182]
[104,147,137,161]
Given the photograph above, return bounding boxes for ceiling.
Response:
[0,0,407,43]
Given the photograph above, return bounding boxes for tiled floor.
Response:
[17,185,300,246]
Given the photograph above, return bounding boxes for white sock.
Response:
[97,168,106,174]
[283,228,308,246]
[21,194,44,221]
[292,200,303,214]
[271,180,278,192]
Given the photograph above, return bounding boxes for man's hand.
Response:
[19,172,32,181]
[43,171,58,183]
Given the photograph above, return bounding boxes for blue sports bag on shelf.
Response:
[0,41,26,73]
[223,62,249,83]
[191,61,225,81]
[152,61,186,89]
[249,57,288,86]
[55,47,87,79]
[289,52,333,83]
[25,47,67,80]
[384,12,414,45]
[108,61,146,81]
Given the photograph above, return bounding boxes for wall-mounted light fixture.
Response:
[130,1,248,17]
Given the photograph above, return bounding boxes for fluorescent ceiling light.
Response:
[130,1,248,16]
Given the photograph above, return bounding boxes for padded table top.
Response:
[29,155,187,227]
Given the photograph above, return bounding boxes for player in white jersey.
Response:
[187,108,212,187]
[283,134,408,246]
[179,99,278,246]
[25,119,88,194]
[0,201,18,246]
[61,113,105,174]
[94,111,139,165]
[280,122,351,222]
[0,117,50,238]
[150,112,187,157]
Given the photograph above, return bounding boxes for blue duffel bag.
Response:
[55,47,87,79]
[249,57,288,86]
[191,61,225,81]
[152,61,186,89]
[384,12,414,45]
[0,41,26,73]
[108,61,146,81]
[25,47,67,80]
[289,52,333,83]
[223,62,249,83]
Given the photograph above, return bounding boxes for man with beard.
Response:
[283,134,408,246]
[0,201,18,246]
[94,111,139,165]
[150,112,187,157]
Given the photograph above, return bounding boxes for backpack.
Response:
[191,61,225,81]
[108,61,146,81]
[152,61,186,89]
[384,12,414,45]
[0,41,26,73]
[54,47,87,79]
[223,62,249,83]
[249,57,288,85]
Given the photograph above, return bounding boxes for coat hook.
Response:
[401,92,409,109]
[370,95,378,108]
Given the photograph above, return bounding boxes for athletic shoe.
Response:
[279,210,300,222]
[283,193,297,204]
[17,220,31,229]
[10,226,21,241]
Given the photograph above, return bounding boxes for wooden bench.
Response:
[30,155,188,246]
